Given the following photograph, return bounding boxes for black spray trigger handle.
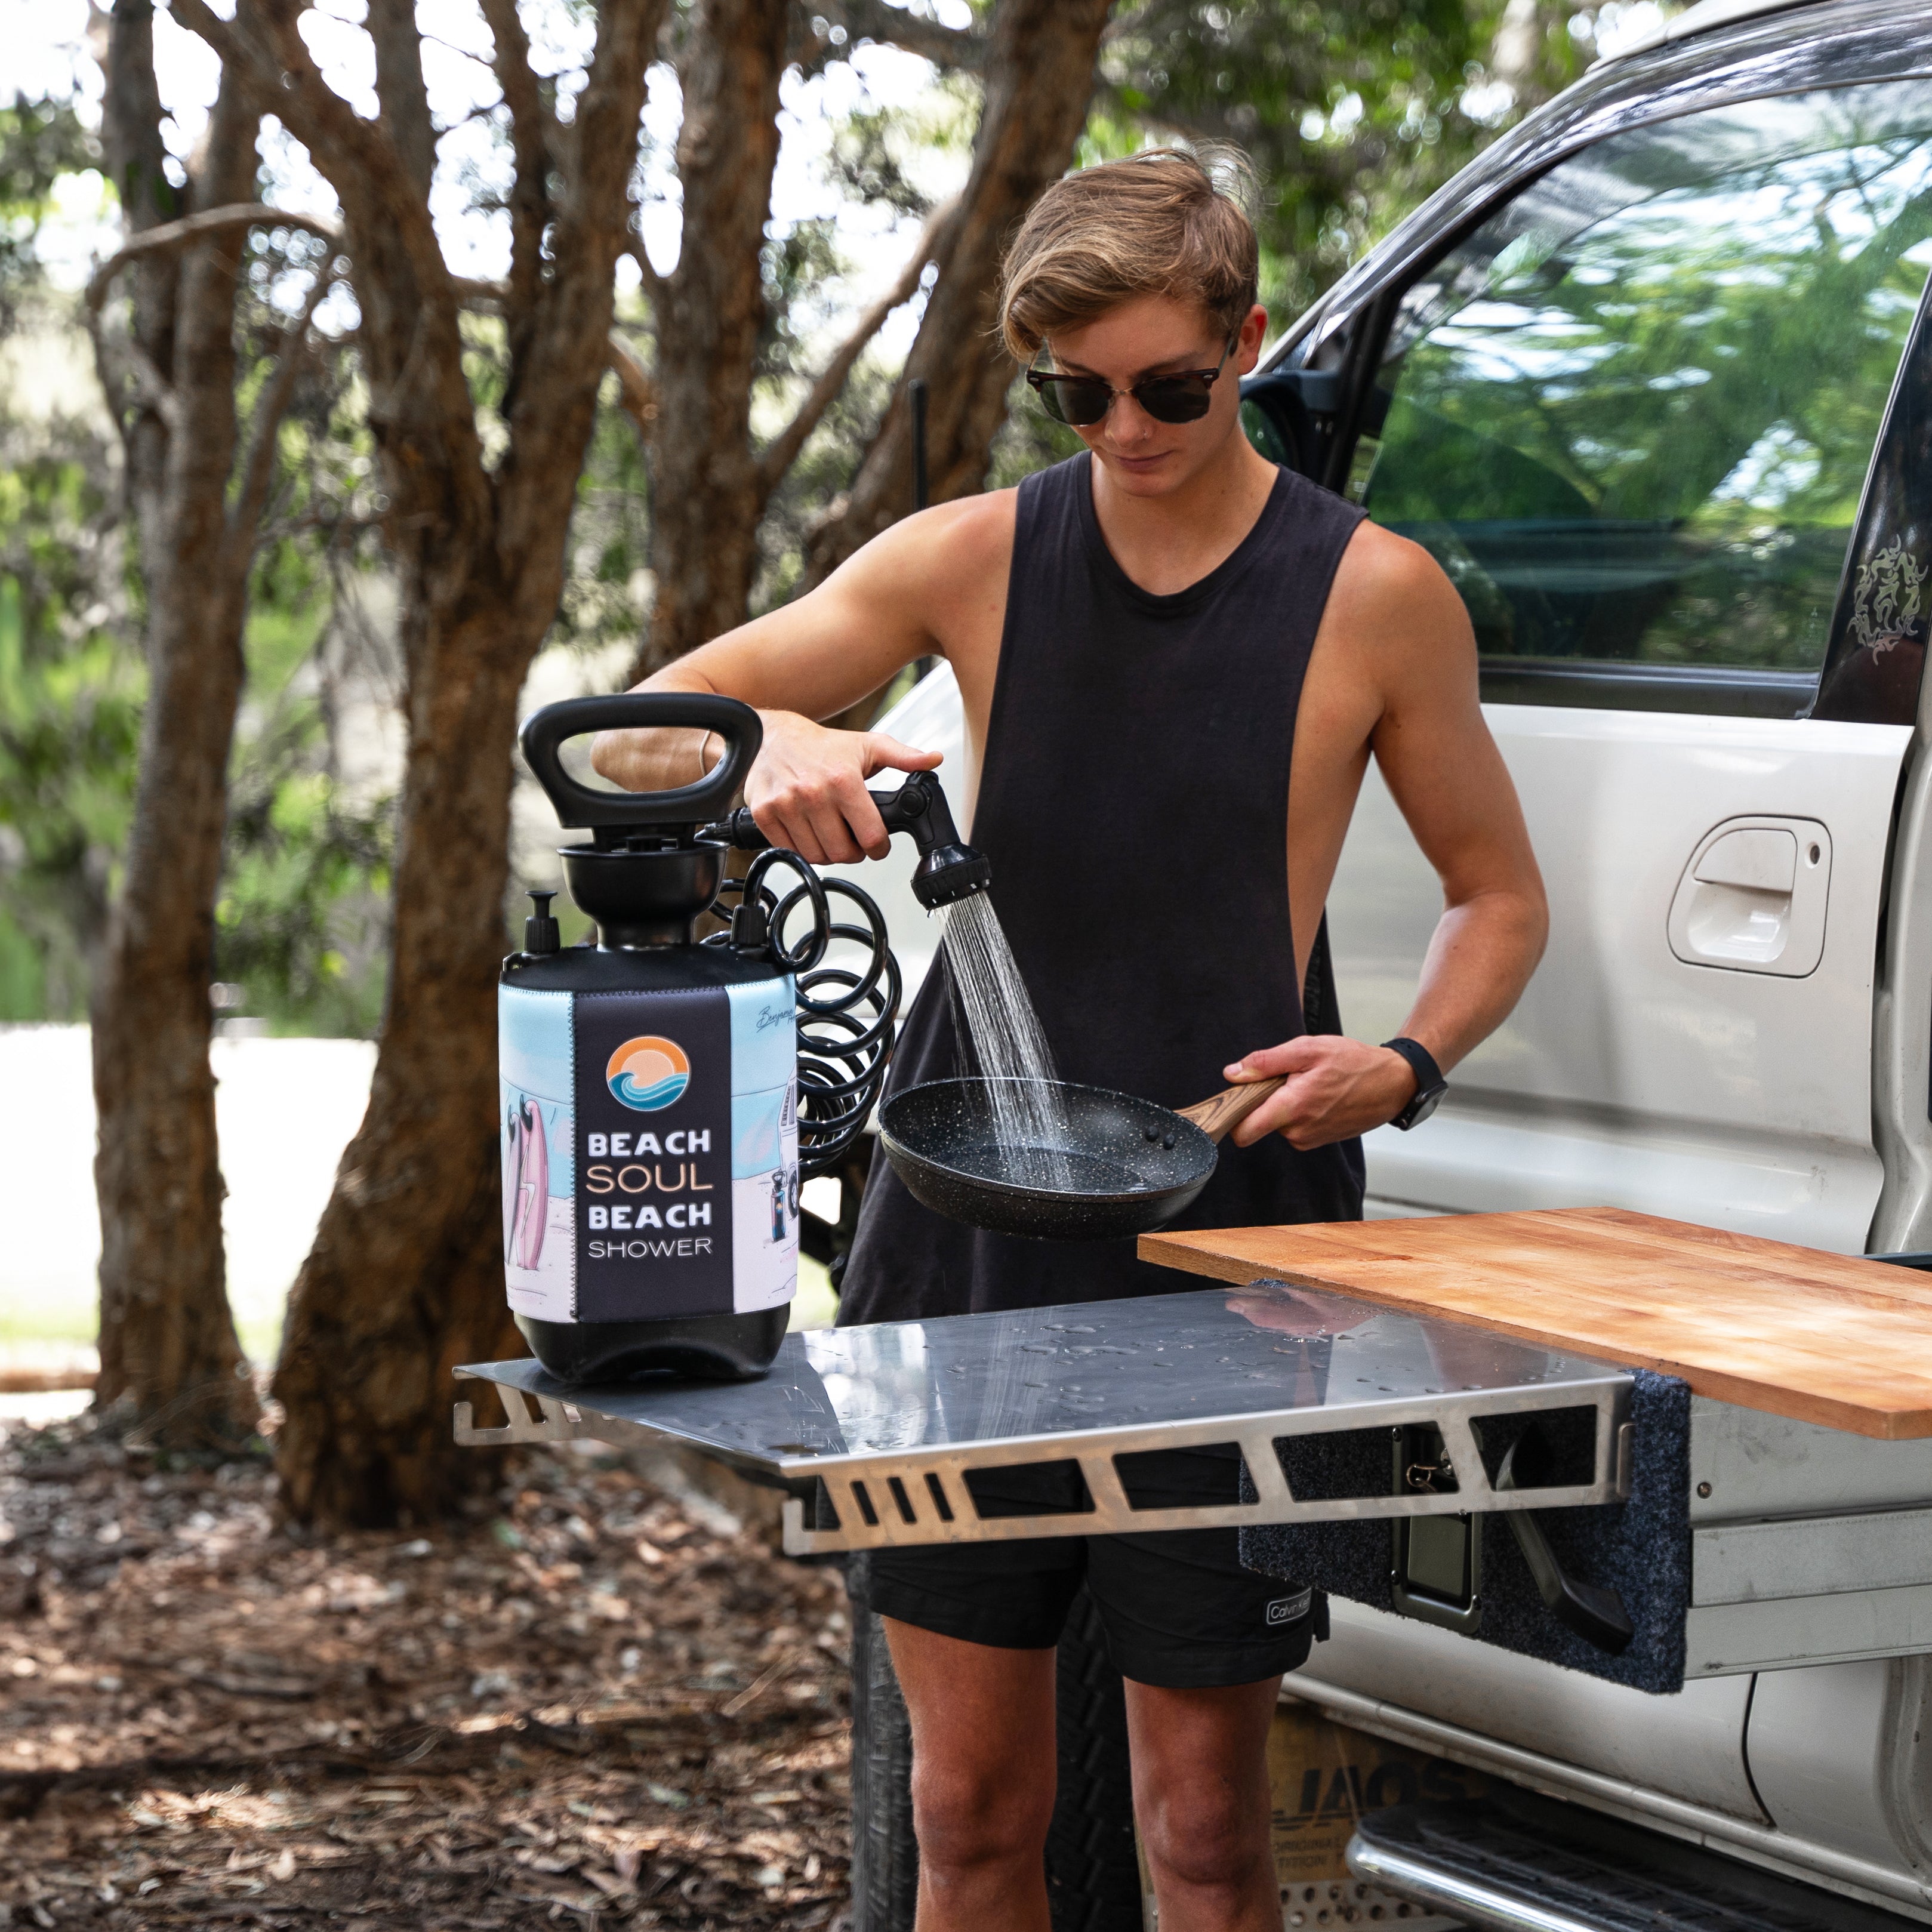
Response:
[707,770,988,910]
[518,693,762,833]
[710,769,953,852]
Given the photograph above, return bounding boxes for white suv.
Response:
[839,2,1932,1922]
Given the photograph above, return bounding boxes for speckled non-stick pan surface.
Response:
[878,1077,1217,1240]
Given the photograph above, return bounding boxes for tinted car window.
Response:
[1353,82,1932,713]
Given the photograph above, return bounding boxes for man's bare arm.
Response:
[1361,537,1547,1067]
[1227,534,1548,1148]
[591,496,1009,862]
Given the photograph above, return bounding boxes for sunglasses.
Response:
[1025,337,1236,427]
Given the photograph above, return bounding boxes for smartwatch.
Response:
[1382,1037,1447,1131]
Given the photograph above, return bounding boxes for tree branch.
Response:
[87,311,180,433]
[86,194,333,452]
[626,229,667,313]
[84,203,341,315]
[171,0,489,521]
[757,195,959,493]
[814,0,984,69]
[477,0,551,338]
[606,332,659,438]
[170,0,454,320]
[805,0,1113,585]
[228,250,349,566]
[494,0,663,502]
[98,0,180,550]
[366,0,435,198]
[101,0,180,232]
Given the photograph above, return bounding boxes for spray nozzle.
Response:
[880,772,991,910]
[704,769,990,910]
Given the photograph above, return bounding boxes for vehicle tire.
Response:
[1046,1585,1142,1932]
[849,1603,920,1932]
[846,1586,1142,1932]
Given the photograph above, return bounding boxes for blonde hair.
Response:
[997,147,1261,362]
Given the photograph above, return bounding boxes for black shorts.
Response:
[848,1447,1318,1690]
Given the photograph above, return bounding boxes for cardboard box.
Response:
[1267,1694,1490,1929]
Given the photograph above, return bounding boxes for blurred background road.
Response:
[0,1026,835,1420]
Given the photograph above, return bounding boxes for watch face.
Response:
[1403,1084,1445,1130]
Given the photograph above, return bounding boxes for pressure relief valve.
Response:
[523,889,560,956]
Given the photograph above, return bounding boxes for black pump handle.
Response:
[519,694,761,831]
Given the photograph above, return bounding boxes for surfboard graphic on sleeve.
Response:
[498,985,575,1320]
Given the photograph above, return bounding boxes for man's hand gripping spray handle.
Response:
[706,770,991,911]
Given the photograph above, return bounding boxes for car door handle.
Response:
[1667,815,1831,977]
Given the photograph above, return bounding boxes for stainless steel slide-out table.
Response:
[456,1281,1633,1556]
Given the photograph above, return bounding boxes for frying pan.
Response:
[878,1074,1287,1241]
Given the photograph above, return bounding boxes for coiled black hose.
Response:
[704,850,898,1179]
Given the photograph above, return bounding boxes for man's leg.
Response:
[1079,1448,1308,1932]
[1124,1674,1282,1932]
[883,1617,1058,1932]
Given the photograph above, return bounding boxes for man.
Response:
[597,150,1546,1932]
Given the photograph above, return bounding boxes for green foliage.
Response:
[826,102,940,218]
[0,430,140,1021]
[734,73,979,614]
[1,10,1677,1033]
[0,95,130,1021]
[1092,1,1511,318]
[0,147,397,1035]
[0,372,399,1041]
[822,76,977,221]
[754,353,899,614]
[1364,101,1932,671]
[0,93,96,332]
[209,532,396,1038]
[556,355,654,655]
[215,760,394,1040]
[758,217,848,381]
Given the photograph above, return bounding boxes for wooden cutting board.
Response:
[1140,1206,1932,1440]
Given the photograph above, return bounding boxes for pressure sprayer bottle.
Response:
[501,691,987,1384]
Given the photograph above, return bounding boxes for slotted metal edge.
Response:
[452,1372,798,1490]
[454,1377,586,1447]
[454,1367,1634,1555]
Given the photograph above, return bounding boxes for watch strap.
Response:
[1382,1036,1446,1129]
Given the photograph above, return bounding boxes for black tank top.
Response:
[839,452,1367,1324]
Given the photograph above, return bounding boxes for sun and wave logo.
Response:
[605,1036,691,1113]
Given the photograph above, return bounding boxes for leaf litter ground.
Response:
[0,1404,852,1929]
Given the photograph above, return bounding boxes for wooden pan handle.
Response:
[1176,1076,1286,1145]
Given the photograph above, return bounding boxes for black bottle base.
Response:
[514,1306,789,1385]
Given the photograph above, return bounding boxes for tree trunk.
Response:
[98,0,177,569]
[184,0,1086,1518]
[172,0,665,1524]
[642,0,1107,690]
[269,597,531,1527]
[90,23,261,1446]
[642,0,790,672]
[806,0,1114,584]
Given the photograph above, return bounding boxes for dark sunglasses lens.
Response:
[1037,377,1111,426]
[1134,375,1215,424]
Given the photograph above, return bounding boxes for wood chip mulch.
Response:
[0,1404,853,1929]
